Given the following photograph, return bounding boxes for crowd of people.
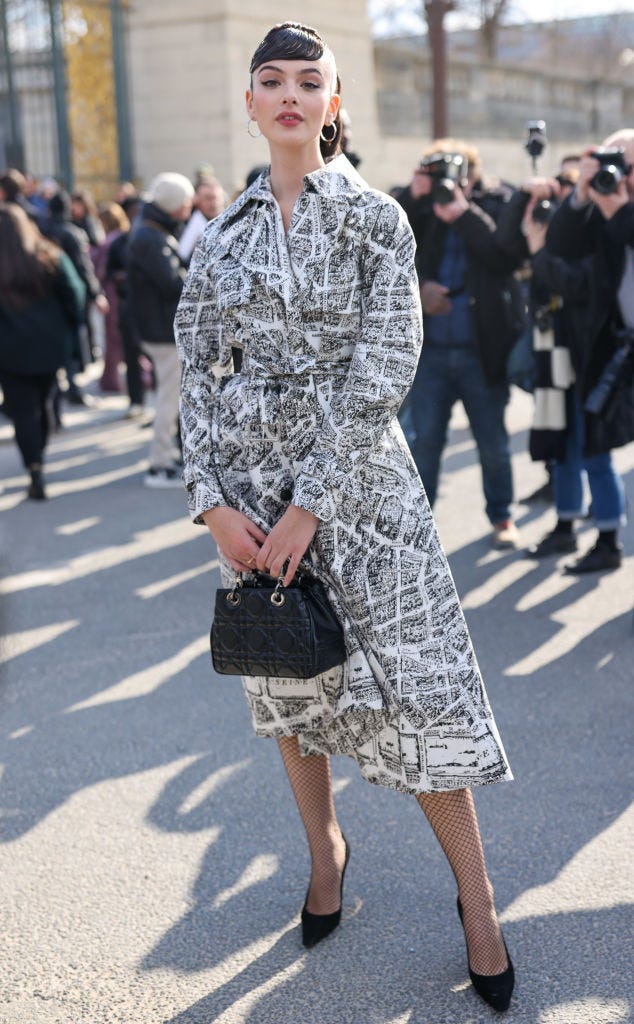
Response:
[392,131,633,573]
[0,123,631,574]
[0,165,228,496]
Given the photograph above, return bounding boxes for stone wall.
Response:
[373,40,634,189]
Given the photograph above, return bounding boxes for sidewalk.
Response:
[1,385,632,1024]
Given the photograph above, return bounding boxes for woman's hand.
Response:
[201,506,267,573]
[255,504,319,586]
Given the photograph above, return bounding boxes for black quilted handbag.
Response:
[210,571,347,679]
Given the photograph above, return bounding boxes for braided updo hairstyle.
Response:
[249,22,342,161]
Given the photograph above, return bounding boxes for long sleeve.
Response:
[603,201,634,248]
[530,248,589,306]
[546,193,601,261]
[292,202,423,523]
[454,204,525,274]
[174,230,234,522]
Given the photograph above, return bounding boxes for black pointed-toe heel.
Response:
[301,836,350,948]
[457,898,515,1012]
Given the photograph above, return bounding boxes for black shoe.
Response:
[564,540,623,574]
[27,468,46,500]
[527,528,577,558]
[301,836,350,948]
[457,898,514,1013]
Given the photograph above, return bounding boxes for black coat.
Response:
[0,253,86,375]
[126,203,187,343]
[40,215,101,301]
[545,196,634,454]
[396,183,526,385]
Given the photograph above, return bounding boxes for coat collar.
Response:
[203,155,371,307]
[207,154,369,259]
[247,153,368,203]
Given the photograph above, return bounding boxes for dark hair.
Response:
[0,202,60,309]
[249,22,342,161]
[71,188,99,219]
[0,168,26,202]
[49,190,71,219]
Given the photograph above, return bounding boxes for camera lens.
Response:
[590,165,622,196]
[433,179,456,205]
[531,199,556,224]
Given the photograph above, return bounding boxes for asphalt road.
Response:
[1,386,632,1024]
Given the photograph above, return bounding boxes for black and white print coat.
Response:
[175,155,512,794]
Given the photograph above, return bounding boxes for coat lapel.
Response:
[209,156,369,306]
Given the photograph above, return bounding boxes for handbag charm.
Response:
[210,571,347,679]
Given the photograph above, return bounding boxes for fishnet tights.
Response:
[278,738,507,974]
[277,737,347,915]
[417,788,508,975]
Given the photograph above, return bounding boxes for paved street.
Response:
[1,385,632,1024]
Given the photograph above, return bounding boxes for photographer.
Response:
[396,139,525,548]
[535,129,634,572]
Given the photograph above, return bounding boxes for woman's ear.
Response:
[328,93,341,124]
[245,89,254,120]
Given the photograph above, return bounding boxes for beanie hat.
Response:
[149,172,194,214]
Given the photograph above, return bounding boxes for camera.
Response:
[532,196,558,225]
[418,152,466,205]
[588,147,631,196]
[525,120,547,161]
[522,120,556,222]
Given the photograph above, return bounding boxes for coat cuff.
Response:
[292,472,336,524]
[185,475,228,525]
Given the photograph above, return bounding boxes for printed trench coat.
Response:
[175,155,512,794]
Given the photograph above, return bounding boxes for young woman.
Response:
[0,203,85,499]
[176,22,515,1012]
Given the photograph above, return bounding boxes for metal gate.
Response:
[0,0,131,192]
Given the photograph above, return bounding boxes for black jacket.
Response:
[0,253,86,376]
[396,182,526,385]
[126,202,187,344]
[544,196,634,454]
[40,215,101,301]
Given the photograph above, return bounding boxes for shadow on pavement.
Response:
[1,403,632,1023]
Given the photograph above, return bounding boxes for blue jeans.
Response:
[400,344,513,524]
[554,392,625,530]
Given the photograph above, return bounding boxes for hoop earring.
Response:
[320,121,337,143]
[247,118,262,139]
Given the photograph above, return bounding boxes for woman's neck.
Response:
[268,143,325,208]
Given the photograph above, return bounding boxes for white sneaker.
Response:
[492,520,520,549]
[144,466,182,489]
